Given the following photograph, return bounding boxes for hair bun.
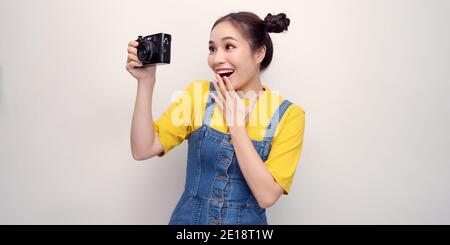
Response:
[264,13,290,33]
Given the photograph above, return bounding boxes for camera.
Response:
[136,33,171,66]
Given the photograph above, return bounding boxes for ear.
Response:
[255,46,266,64]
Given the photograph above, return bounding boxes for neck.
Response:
[236,74,264,98]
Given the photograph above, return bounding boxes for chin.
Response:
[232,80,246,91]
[228,78,240,90]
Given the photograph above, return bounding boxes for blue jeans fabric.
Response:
[169,82,292,225]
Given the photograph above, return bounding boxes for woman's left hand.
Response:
[210,74,257,132]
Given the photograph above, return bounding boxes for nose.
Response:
[212,49,227,66]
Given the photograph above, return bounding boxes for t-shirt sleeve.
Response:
[152,81,196,157]
[265,106,305,194]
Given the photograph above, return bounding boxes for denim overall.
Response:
[169,82,292,225]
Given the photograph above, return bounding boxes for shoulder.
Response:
[263,85,305,118]
[285,102,305,120]
[278,99,305,135]
[270,101,305,145]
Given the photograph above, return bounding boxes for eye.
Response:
[226,44,235,50]
[209,46,215,53]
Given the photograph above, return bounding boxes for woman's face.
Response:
[208,21,264,90]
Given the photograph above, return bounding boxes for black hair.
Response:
[212,12,290,72]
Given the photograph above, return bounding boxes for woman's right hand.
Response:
[126,40,157,83]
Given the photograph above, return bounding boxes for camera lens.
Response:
[137,41,155,61]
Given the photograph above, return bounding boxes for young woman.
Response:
[127,12,305,225]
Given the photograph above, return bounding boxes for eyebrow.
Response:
[209,36,238,44]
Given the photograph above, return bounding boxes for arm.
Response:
[130,80,164,160]
[126,40,163,160]
[230,127,284,208]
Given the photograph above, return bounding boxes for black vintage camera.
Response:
[136,33,171,66]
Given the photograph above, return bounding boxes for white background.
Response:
[0,0,449,224]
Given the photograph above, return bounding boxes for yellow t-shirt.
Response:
[153,80,305,194]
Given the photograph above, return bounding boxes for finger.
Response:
[215,74,228,97]
[222,76,238,102]
[225,91,235,111]
[217,75,235,106]
[211,91,226,121]
[127,53,140,62]
[211,93,223,112]
[128,40,139,47]
[126,61,143,69]
[127,46,137,55]
[223,76,240,103]
[223,76,235,92]
[214,79,227,113]
[213,80,227,115]
[212,79,225,102]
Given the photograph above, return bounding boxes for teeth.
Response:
[217,69,234,74]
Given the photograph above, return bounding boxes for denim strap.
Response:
[263,100,292,142]
[203,82,216,126]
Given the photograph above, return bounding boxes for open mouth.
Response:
[217,70,235,78]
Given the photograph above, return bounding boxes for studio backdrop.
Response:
[0,0,449,224]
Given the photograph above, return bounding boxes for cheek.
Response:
[231,52,252,71]
[207,56,213,69]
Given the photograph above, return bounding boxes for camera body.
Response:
[136,33,171,66]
